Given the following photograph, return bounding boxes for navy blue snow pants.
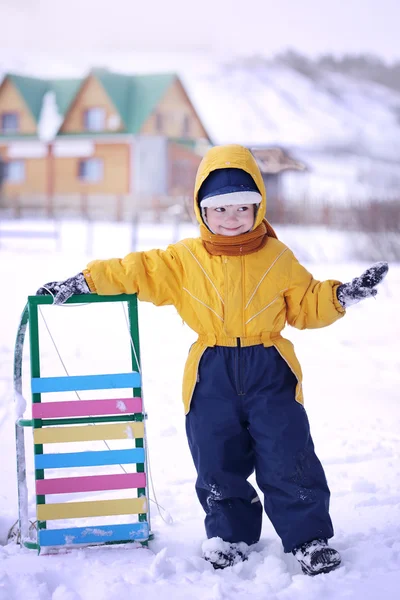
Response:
[185,344,333,553]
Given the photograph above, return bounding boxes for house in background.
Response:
[0,69,211,218]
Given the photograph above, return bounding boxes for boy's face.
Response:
[206,204,255,236]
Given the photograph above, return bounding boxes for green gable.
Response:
[50,78,82,116]
[93,69,176,134]
[127,73,176,133]
[8,74,49,122]
[1,74,82,126]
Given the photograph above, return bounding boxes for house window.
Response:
[1,112,19,134]
[83,108,106,131]
[78,158,103,182]
[4,160,25,182]
[182,115,190,137]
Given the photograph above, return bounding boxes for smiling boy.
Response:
[37,144,388,575]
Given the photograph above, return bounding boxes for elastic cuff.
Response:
[83,269,97,293]
[332,284,346,314]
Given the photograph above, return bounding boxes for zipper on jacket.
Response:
[236,337,245,395]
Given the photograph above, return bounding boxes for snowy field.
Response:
[0,221,399,600]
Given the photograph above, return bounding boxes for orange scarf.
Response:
[200,219,278,256]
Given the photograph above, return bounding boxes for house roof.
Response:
[7,74,49,122]
[251,147,307,174]
[50,78,82,116]
[89,69,176,134]
[127,73,176,133]
[1,70,207,140]
[1,73,82,123]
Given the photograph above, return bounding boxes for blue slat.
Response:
[34,448,145,469]
[31,372,141,393]
[39,521,150,546]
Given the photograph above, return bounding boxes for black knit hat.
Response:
[198,168,260,203]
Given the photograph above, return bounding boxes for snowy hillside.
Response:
[184,60,400,160]
[0,222,399,599]
[183,59,400,202]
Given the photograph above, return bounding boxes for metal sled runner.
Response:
[14,294,151,553]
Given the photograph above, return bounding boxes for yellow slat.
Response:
[33,422,144,444]
[37,497,147,521]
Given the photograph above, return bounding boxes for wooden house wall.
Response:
[53,143,130,194]
[0,145,47,195]
[0,78,37,135]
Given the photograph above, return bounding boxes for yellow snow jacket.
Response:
[84,144,345,413]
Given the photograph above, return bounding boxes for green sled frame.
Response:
[14,293,153,554]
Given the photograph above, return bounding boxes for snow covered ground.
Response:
[0,221,399,600]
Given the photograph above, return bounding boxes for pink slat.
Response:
[32,397,143,419]
[35,472,147,495]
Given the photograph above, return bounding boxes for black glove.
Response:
[36,272,91,305]
[336,261,388,309]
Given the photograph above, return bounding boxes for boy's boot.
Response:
[202,537,249,569]
[292,538,341,575]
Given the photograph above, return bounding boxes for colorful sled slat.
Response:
[31,372,141,394]
[33,422,145,444]
[34,447,145,469]
[36,472,147,495]
[38,521,150,547]
[32,397,143,419]
[37,497,147,521]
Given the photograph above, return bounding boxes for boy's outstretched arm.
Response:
[36,247,183,307]
[285,254,388,330]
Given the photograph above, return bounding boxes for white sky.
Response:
[0,0,400,64]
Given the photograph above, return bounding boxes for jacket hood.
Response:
[194,144,266,229]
